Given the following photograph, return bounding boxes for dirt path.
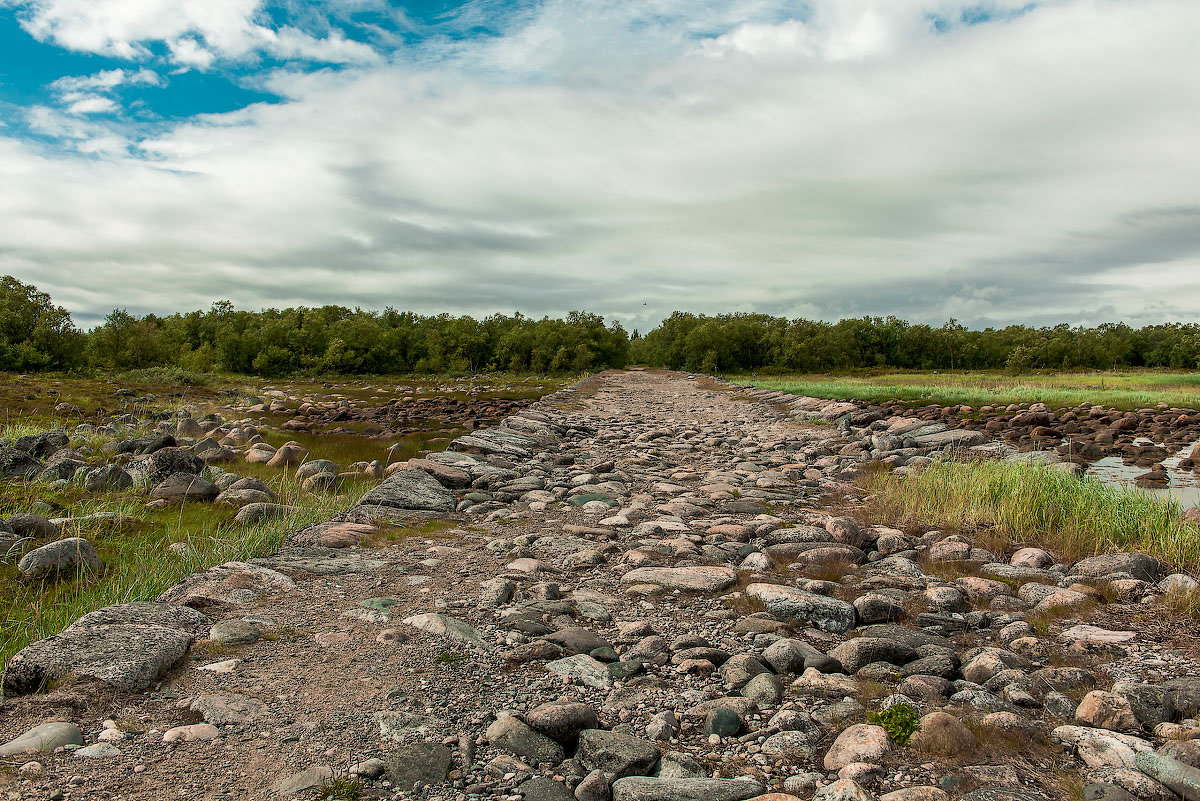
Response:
[1,370,1196,801]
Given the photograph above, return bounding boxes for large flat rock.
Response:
[356,469,457,512]
[3,623,193,695]
[621,566,738,593]
[746,583,857,633]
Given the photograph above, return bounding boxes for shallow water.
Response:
[1086,438,1200,510]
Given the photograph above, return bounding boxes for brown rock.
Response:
[823,724,891,770]
[1075,690,1139,731]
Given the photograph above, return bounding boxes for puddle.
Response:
[1086,438,1200,510]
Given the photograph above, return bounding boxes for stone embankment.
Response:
[3,370,1200,801]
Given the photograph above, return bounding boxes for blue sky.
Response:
[1,0,1198,330]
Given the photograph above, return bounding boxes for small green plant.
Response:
[317,776,363,800]
[868,702,920,745]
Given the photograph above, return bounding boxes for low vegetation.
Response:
[739,370,1200,411]
[867,702,920,745]
[0,473,367,669]
[859,459,1199,570]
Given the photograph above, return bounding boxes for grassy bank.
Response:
[859,459,1198,569]
[736,369,1200,411]
[0,474,371,669]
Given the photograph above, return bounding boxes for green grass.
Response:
[860,459,1199,569]
[0,475,366,669]
[0,369,567,673]
[736,369,1200,411]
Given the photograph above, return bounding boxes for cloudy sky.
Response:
[1,0,1197,331]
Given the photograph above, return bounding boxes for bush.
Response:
[868,702,920,745]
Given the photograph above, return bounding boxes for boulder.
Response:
[1071,553,1162,583]
[909,711,977,755]
[824,724,891,770]
[0,445,43,480]
[621,566,738,593]
[82,464,133,492]
[157,561,295,611]
[1134,752,1200,801]
[357,469,456,512]
[746,583,857,633]
[577,729,660,779]
[150,472,219,502]
[13,431,69,459]
[486,715,564,764]
[7,513,58,539]
[0,722,83,756]
[611,778,764,801]
[525,702,599,742]
[234,502,296,525]
[126,447,205,485]
[295,459,338,482]
[17,537,101,580]
[2,602,207,695]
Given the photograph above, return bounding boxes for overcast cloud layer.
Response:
[0,0,1197,331]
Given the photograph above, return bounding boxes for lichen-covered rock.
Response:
[157,561,295,611]
[0,445,43,480]
[126,447,205,486]
[746,583,857,633]
[357,468,456,512]
[2,602,207,695]
[17,537,101,580]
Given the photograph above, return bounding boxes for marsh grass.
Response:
[0,475,363,669]
[859,460,1199,570]
[737,369,1200,411]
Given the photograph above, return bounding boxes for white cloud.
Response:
[9,0,385,67]
[63,95,118,115]
[3,0,1200,331]
[50,67,159,92]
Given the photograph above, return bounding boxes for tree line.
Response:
[2,275,1198,376]
[629,312,1200,374]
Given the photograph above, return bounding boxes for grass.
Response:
[0,477,363,669]
[735,368,1200,411]
[859,459,1200,570]
[0,369,567,678]
[317,776,363,801]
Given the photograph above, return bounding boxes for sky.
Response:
[0,0,1198,332]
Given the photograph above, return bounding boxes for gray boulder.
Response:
[150,472,218,502]
[0,722,83,756]
[1071,553,1162,583]
[14,431,69,458]
[82,464,133,492]
[296,459,338,481]
[17,537,101,580]
[0,445,43,480]
[578,729,660,779]
[40,455,86,481]
[2,601,206,695]
[8,513,58,539]
[611,778,764,801]
[126,447,205,485]
[357,469,456,512]
[829,638,917,674]
[485,715,565,764]
[234,502,296,524]
[746,583,857,633]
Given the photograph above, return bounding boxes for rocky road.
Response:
[3,369,1200,801]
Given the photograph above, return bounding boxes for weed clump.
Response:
[868,702,920,745]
